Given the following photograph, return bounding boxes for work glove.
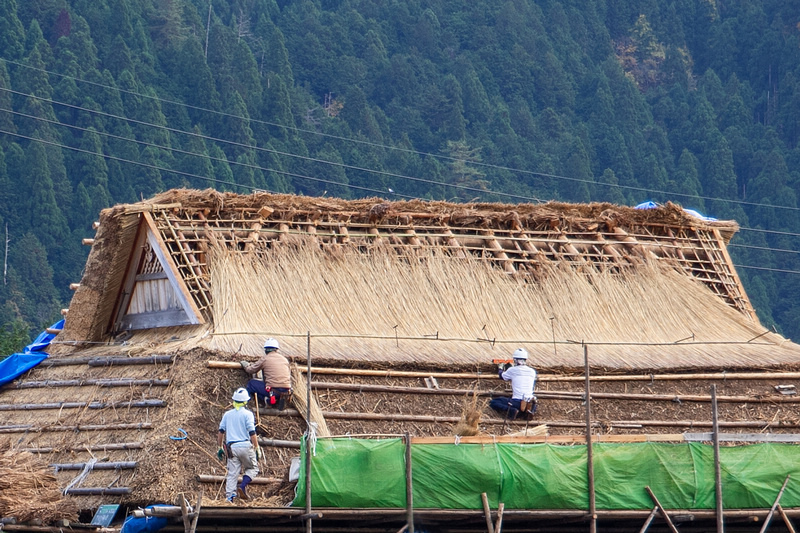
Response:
[217,447,225,461]
[239,361,249,371]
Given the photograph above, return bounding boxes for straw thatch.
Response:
[205,241,794,370]
[0,445,78,522]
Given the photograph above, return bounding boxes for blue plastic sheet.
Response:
[120,506,169,533]
[0,319,63,387]
[635,201,659,209]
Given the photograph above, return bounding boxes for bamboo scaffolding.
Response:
[51,461,137,470]
[41,355,173,367]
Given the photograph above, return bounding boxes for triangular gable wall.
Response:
[111,213,204,331]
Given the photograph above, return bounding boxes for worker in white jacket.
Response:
[490,348,537,417]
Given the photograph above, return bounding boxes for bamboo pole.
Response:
[42,355,174,367]
[584,344,597,533]
[759,475,792,533]
[256,408,800,429]
[308,381,797,404]
[712,385,724,533]
[209,362,800,383]
[257,438,301,449]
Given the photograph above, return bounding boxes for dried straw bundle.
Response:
[0,445,78,522]
[290,364,331,437]
[453,390,486,437]
[506,425,549,437]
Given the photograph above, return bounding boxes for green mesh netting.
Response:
[293,438,800,510]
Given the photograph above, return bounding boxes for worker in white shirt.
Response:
[490,348,537,418]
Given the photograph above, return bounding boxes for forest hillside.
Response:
[0,0,798,350]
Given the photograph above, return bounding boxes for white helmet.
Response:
[513,348,529,360]
[263,338,280,351]
[232,388,250,402]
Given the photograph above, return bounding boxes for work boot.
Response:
[237,483,249,500]
[227,494,236,503]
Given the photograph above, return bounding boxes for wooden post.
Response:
[305,331,312,533]
[178,494,191,533]
[584,344,597,533]
[645,486,679,533]
[712,385,724,533]
[189,493,202,533]
[759,475,791,533]
[777,504,797,533]
[481,492,495,533]
[494,503,505,533]
[638,506,659,533]
[405,432,414,533]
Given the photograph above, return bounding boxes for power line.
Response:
[0,106,418,199]
[0,85,537,203]
[4,57,800,214]
[728,243,800,255]
[0,127,409,198]
[733,264,800,275]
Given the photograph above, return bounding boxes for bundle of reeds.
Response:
[290,364,331,437]
[0,445,78,522]
[453,390,487,437]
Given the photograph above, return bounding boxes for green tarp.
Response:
[293,438,800,510]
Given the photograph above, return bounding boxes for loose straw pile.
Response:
[291,364,331,437]
[0,445,78,522]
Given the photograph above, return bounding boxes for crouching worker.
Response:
[217,387,259,502]
[489,348,537,419]
[240,338,292,410]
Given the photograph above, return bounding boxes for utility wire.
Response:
[5,60,800,253]
[0,106,418,199]
[0,127,415,199]
[0,76,537,202]
[4,57,800,213]
[7,125,800,277]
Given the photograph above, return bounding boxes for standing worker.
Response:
[240,338,292,410]
[217,387,260,502]
[490,348,537,418]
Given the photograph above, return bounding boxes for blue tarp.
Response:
[635,201,659,209]
[120,506,169,533]
[0,319,63,387]
[683,208,718,221]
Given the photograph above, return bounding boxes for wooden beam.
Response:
[51,461,137,470]
[13,378,171,389]
[21,442,144,453]
[0,399,165,411]
[0,422,152,433]
[142,211,204,325]
[41,354,174,367]
[64,487,131,495]
[645,486,679,533]
[196,474,282,484]
[759,476,792,533]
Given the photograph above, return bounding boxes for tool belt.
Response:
[225,440,248,459]
[263,386,291,406]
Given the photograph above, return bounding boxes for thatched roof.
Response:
[52,188,797,371]
[4,189,800,525]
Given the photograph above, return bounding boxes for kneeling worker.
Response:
[489,348,537,417]
[240,338,292,410]
[217,387,259,502]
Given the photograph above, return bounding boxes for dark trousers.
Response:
[489,397,523,413]
[246,379,290,408]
